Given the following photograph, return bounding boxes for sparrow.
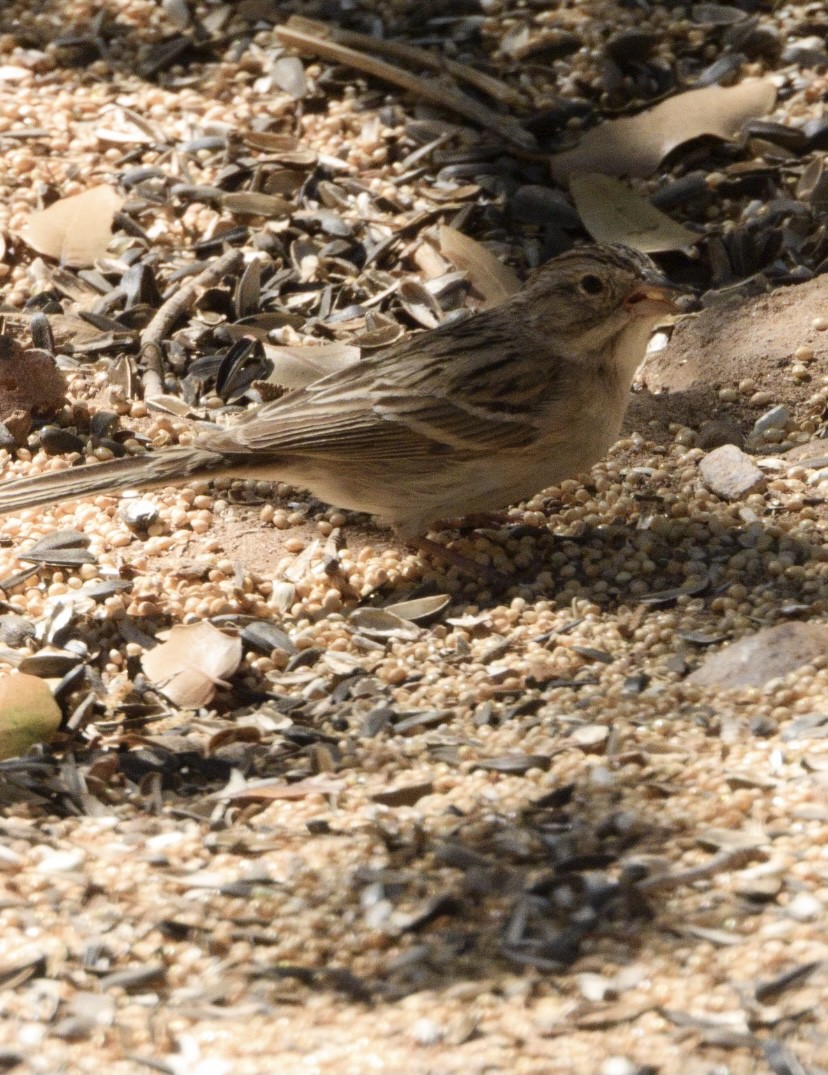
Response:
[0,244,680,538]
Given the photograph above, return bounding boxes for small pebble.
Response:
[577,972,614,1002]
[752,405,790,436]
[699,444,766,500]
[411,1018,444,1046]
[600,1060,638,1075]
[35,849,86,873]
[785,893,823,921]
[120,499,161,530]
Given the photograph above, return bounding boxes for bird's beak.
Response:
[623,278,684,317]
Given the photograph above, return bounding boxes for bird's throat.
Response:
[610,315,664,386]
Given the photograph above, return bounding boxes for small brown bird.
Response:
[0,245,679,537]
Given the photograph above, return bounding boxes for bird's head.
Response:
[522,244,684,360]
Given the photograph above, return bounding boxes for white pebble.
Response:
[786,893,822,922]
[35,849,86,873]
[601,1058,638,1075]
[411,1018,444,1045]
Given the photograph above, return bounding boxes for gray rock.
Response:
[752,404,791,437]
[689,622,828,688]
[699,444,765,500]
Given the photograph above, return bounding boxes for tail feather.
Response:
[0,446,225,516]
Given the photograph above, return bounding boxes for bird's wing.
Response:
[223,390,542,461]
[212,314,566,462]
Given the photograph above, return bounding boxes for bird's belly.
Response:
[447,437,613,515]
[273,410,623,536]
[296,453,596,535]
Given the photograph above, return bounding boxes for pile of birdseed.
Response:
[0,1,826,1073]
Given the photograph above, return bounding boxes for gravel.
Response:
[0,1,827,1073]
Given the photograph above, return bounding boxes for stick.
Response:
[275,25,535,151]
[139,249,244,399]
[638,846,762,893]
[286,16,524,108]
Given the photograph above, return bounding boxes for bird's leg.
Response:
[428,511,513,533]
[406,532,529,591]
[415,535,495,577]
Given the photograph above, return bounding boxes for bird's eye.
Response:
[579,273,605,295]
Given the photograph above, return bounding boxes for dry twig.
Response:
[638,846,764,893]
[287,16,525,107]
[275,24,536,151]
[139,249,244,399]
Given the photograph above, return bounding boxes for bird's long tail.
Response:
[0,446,226,516]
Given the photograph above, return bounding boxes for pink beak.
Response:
[623,282,682,317]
